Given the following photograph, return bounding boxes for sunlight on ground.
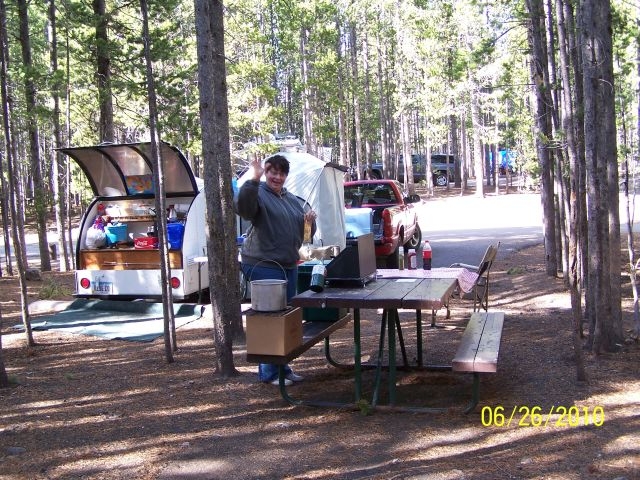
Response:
[527,292,571,309]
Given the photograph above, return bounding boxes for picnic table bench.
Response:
[452,311,505,413]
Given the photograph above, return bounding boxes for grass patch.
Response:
[38,280,72,299]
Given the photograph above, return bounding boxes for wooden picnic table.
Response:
[291,275,459,410]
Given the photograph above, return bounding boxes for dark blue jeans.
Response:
[242,262,298,382]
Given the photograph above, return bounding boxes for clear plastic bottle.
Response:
[168,205,177,221]
[408,248,417,269]
[398,246,405,270]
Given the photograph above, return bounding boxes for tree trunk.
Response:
[0,146,10,275]
[635,18,640,339]
[484,143,492,187]
[471,88,484,197]
[526,0,557,277]
[555,0,586,380]
[580,0,622,352]
[64,4,75,270]
[350,25,364,179]
[336,19,348,167]
[139,0,175,363]
[93,0,114,142]
[400,113,414,192]
[17,0,51,272]
[544,0,569,280]
[48,0,70,272]
[377,34,389,180]
[450,113,460,188]
[194,0,240,377]
[460,111,469,193]
[300,25,315,156]
[0,308,8,387]
[561,0,588,336]
[0,0,32,346]
[491,143,498,194]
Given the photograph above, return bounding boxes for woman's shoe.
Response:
[285,371,304,382]
[270,378,293,386]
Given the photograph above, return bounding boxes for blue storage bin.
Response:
[167,222,184,250]
[104,224,128,245]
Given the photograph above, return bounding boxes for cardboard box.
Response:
[245,307,303,356]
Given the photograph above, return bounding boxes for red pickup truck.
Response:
[344,179,422,267]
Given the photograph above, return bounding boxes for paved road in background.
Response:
[8,192,546,270]
[416,192,543,268]
[14,189,640,271]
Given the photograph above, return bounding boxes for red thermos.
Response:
[422,240,432,270]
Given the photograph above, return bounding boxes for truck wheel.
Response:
[404,223,422,250]
[434,173,448,187]
[371,170,382,180]
[386,246,400,268]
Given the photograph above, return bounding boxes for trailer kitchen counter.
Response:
[80,249,183,270]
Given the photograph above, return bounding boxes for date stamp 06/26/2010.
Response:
[480,405,605,428]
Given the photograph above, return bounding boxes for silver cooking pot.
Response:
[249,260,288,312]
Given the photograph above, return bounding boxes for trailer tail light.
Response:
[80,277,91,289]
[170,277,181,289]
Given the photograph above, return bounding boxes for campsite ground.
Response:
[0,188,639,480]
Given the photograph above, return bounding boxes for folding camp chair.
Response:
[450,241,500,312]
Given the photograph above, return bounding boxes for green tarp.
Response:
[14,299,203,342]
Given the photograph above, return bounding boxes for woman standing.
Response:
[235,154,317,385]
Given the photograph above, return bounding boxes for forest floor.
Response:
[0,187,639,480]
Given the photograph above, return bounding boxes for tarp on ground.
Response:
[14,299,203,342]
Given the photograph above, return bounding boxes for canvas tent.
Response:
[236,152,347,250]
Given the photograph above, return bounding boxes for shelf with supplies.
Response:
[109,215,156,223]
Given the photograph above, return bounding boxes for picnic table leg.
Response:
[429,309,448,329]
[371,309,388,407]
[393,310,409,368]
[388,308,397,405]
[353,308,362,403]
[324,337,350,369]
[463,373,480,414]
[276,365,296,405]
[416,309,423,367]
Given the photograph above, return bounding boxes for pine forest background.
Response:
[0,0,637,362]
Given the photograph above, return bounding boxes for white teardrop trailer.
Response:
[59,141,209,301]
